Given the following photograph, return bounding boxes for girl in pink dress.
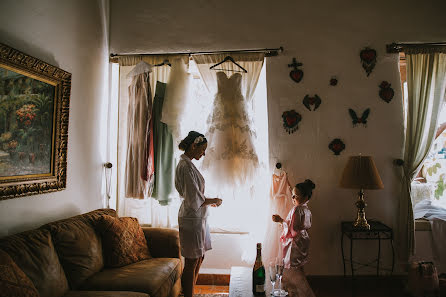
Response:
[272,179,315,297]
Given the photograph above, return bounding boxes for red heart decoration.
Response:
[360,49,376,62]
[290,70,303,83]
[379,89,394,103]
[286,116,297,126]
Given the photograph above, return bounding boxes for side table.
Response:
[341,221,394,296]
[341,220,394,277]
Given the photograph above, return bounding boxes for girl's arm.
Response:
[272,214,284,223]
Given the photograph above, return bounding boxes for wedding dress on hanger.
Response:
[202,71,259,189]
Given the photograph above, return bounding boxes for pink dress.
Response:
[281,203,311,269]
[263,171,293,264]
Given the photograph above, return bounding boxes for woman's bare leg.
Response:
[182,257,200,297]
[194,255,205,285]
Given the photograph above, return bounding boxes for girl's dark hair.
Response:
[178,131,207,151]
[295,179,316,199]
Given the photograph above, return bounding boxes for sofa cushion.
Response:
[63,291,149,297]
[0,229,69,297]
[80,209,118,227]
[41,218,103,289]
[0,249,40,297]
[98,216,151,268]
[80,258,181,297]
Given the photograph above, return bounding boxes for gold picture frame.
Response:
[0,43,71,200]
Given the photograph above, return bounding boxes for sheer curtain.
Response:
[399,51,446,261]
[116,55,188,227]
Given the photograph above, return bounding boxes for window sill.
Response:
[141,225,250,235]
[415,219,431,231]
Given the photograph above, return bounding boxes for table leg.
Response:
[341,232,346,277]
[390,237,395,275]
[350,238,355,297]
[377,234,381,276]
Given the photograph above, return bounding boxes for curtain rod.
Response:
[110,46,284,58]
[386,42,446,53]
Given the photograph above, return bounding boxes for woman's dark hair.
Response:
[295,179,316,200]
[178,131,207,151]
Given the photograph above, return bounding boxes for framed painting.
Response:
[0,43,71,200]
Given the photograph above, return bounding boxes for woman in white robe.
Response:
[175,131,222,297]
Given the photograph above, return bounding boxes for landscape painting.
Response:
[0,43,71,200]
[0,66,55,177]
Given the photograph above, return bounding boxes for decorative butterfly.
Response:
[348,108,370,127]
[303,94,322,111]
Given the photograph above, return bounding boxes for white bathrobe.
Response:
[175,154,211,258]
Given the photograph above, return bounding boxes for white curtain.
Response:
[116,55,187,227]
[399,51,446,261]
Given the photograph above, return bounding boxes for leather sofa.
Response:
[0,209,182,297]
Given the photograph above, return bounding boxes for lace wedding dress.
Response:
[202,71,259,188]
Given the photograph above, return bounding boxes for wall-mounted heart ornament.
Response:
[303,94,322,111]
[282,110,302,134]
[329,138,345,155]
[288,58,304,83]
[379,81,394,103]
[360,47,377,77]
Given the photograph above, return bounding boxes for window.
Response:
[401,53,446,208]
[111,58,270,240]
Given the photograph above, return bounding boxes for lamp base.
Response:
[353,217,370,230]
[353,189,370,230]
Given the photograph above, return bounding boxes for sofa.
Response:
[0,208,182,297]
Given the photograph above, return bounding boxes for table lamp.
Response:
[340,155,384,230]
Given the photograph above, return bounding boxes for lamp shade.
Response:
[340,156,384,189]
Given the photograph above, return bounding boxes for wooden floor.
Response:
[195,275,412,297]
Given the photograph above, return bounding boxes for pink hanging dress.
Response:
[263,170,293,264]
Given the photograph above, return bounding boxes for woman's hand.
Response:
[272,214,283,223]
[205,198,222,207]
[212,198,223,207]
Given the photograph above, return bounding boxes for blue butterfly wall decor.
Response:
[348,108,370,127]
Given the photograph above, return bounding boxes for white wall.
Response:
[0,0,110,236]
[109,0,446,275]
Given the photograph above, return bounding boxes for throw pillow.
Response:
[99,215,151,267]
[0,249,40,297]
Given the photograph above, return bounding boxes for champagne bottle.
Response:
[252,243,265,295]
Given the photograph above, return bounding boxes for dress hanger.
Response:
[273,162,284,176]
[209,56,248,73]
[154,59,171,67]
[126,61,153,78]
